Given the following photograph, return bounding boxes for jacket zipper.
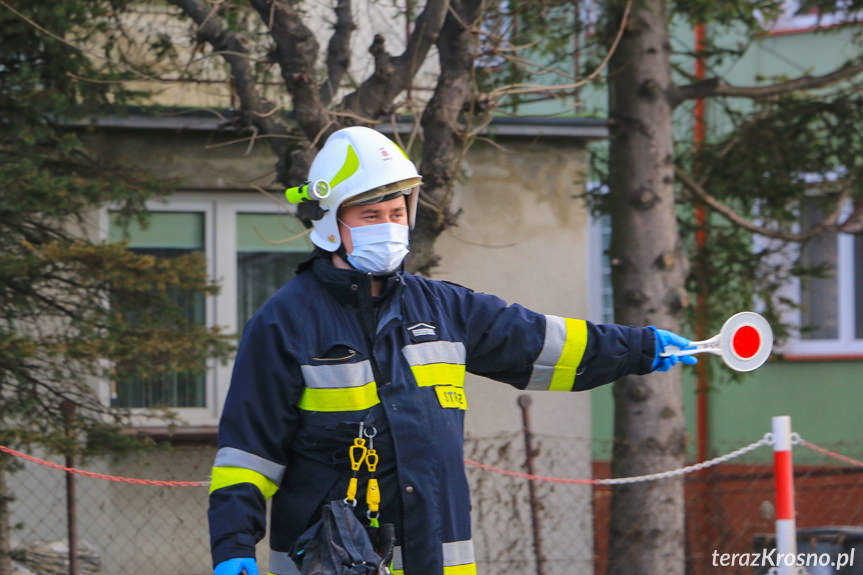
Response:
[358,272,387,387]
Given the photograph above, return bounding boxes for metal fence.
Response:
[6,446,214,575]
[3,424,863,575]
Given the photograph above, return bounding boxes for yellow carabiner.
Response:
[365,449,378,473]
[349,438,367,472]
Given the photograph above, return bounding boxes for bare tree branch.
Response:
[488,0,632,99]
[670,62,863,106]
[408,0,482,273]
[168,0,292,148]
[247,0,334,142]
[839,200,863,234]
[320,0,354,106]
[675,165,854,242]
[339,0,450,120]
[0,0,165,83]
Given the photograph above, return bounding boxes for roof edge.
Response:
[68,108,608,140]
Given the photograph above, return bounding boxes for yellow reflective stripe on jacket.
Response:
[298,360,379,412]
[213,447,285,485]
[402,341,466,388]
[209,466,279,499]
[443,564,477,575]
[409,363,466,388]
[298,380,380,412]
[391,540,475,574]
[527,315,588,391]
[393,565,478,573]
[548,317,588,391]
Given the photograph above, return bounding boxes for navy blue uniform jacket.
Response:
[209,256,655,575]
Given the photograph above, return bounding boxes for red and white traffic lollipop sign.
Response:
[661,311,773,372]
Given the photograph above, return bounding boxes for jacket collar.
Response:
[298,253,402,306]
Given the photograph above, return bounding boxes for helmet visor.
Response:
[342,177,422,207]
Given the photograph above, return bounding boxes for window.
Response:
[236,213,313,330]
[760,0,861,34]
[588,197,863,356]
[799,201,839,339]
[799,223,862,345]
[783,198,863,356]
[856,235,863,339]
[108,211,207,408]
[588,213,614,324]
[103,194,314,424]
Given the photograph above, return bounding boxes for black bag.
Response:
[292,499,395,575]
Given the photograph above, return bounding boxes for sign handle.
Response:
[660,334,721,358]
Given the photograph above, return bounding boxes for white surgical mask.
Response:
[340,220,410,275]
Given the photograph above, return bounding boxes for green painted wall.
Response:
[705,26,860,138]
[717,27,859,85]
[591,358,863,464]
[587,24,862,465]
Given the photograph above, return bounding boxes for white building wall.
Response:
[8,131,594,575]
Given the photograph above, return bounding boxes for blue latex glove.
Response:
[214,558,258,575]
[649,326,698,372]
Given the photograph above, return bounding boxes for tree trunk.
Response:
[411,0,483,274]
[0,459,11,575]
[606,1,688,574]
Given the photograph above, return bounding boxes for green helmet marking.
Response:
[329,144,359,189]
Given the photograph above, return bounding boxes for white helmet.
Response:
[286,127,422,252]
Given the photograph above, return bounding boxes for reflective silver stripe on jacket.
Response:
[391,539,475,570]
[443,538,475,566]
[526,314,567,390]
[270,549,301,575]
[392,546,403,571]
[401,341,466,366]
[300,360,375,388]
[213,447,286,485]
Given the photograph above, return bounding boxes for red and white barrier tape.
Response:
[0,445,207,487]
[467,434,772,485]
[5,432,859,488]
[798,439,863,468]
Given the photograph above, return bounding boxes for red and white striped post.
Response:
[772,415,797,575]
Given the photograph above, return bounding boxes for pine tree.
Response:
[0,2,233,568]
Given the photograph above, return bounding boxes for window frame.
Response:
[781,199,863,358]
[753,1,862,36]
[587,198,862,359]
[214,196,311,415]
[100,193,308,426]
[100,195,216,425]
[587,211,614,325]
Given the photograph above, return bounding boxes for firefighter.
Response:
[209,127,696,575]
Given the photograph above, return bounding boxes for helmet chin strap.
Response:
[335,243,352,268]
